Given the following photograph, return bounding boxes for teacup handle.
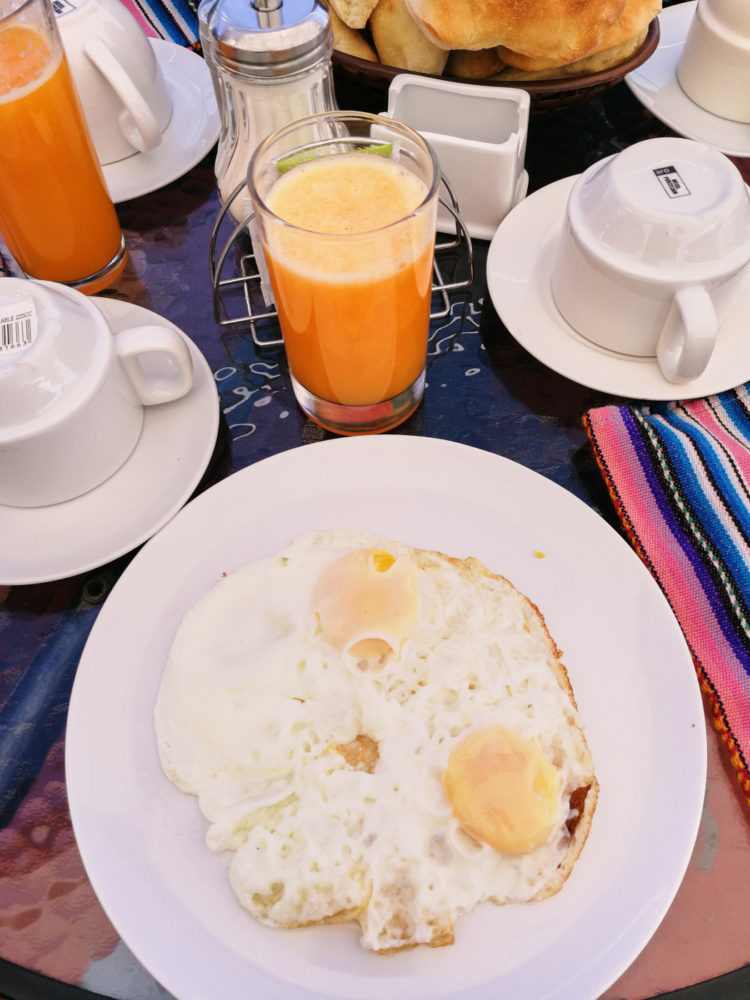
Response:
[656,284,717,383]
[115,325,194,405]
[84,37,161,153]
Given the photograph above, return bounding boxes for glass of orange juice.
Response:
[0,0,126,293]
[248,111,440,435]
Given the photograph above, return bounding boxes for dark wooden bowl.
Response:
[333,17,660,115]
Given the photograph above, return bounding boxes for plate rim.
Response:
[65,434,707,1000]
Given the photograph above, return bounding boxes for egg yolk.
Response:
[443,725,561,855]
[311,549,419,657]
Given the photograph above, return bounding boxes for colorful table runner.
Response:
[120,0,200,49]
[584,386,750,807]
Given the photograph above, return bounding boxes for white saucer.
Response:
[0,300,220,586]
[626,1,750,158]
[486,174,750,399]
[102,40,220,204]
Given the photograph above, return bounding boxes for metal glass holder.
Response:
[209,175,474,348]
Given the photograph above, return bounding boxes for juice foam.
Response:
[267,153,427,233]
[0,24,51,94]
[265,153,431,280]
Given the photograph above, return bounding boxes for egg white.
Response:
[154,529,595,953]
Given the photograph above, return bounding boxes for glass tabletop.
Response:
[2,9,750,996]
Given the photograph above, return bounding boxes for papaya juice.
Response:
[262,153,435,408]
[0,20,125,290]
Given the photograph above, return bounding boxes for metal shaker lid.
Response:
[198,0,332,76]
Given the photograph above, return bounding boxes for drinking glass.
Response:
[0,0,126,293]
[248,111,439,435]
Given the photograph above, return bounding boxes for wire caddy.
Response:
[209,174,475,349]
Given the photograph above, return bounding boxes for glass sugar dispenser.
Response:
[199,0,338,226]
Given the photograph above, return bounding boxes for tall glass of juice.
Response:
[0,0,126,293]
[248,111,439,435]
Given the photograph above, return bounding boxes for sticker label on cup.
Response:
[0,297,38,357]
[654,166,691,199]
[51,0,77,16]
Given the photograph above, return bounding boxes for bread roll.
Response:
[445,47,506,79]
[328,3,379,59]
[497,0,659,70]
[370,0,449,74]
[328,0,379,30]
[498,29,647,77]
[403,0,626,63]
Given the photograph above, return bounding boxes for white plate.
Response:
[487,174,750,399]
[66,435,706,1000]
[626,0,750,158]
[0,299,219,586]
[103,40,220,204]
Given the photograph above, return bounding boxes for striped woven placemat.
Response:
[584,386,750,807]
[121,0,201,50]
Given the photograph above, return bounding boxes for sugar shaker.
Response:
[199,0,338,224]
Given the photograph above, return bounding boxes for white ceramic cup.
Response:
[383,75,530,241]
[0,277,194,508]
[550,137,750,383]
[676,0,750,123]
[55,0,173,164]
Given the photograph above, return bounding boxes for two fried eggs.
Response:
[154,529,597,953]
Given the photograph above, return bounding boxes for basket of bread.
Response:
[329,0,662,111]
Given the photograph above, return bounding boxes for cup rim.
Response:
[248,109,441,236]
[566,142,750,283]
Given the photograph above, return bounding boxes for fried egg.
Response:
[154,529,597,953]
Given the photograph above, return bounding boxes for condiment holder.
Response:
[199,0,338,225]
[382,74,530,241]
[199,0,339,307]
[0,277,194,508]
